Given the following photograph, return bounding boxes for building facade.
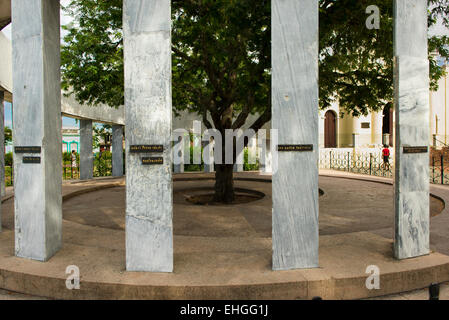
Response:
[319,64,448,149]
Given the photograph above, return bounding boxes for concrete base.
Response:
[0,227,448,299]
[0,174,448,299]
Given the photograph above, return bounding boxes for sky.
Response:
[1,3,449,130]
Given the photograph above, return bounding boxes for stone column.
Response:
[124,0,173,272]
[173,139,184,174]
[0,91,3,232]
[272,0,319,270]
[371,111,383,146]
[259,138,272,174]
[80,119,93,180]
[0,91,4,198]
[233,153,244,172]
[393,0,430,259]
[112,125,124,176]
[202,140,214,173]
[12,0,62,261]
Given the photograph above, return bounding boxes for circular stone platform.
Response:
[0,173,448,300]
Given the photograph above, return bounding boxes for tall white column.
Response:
[272,0,319,270]
[0,91,3,232]
[0,91,4,199]
[202,140,213,173]
[124,0,173,272]
[12,0,62,261]
[112,125,124,177]
[80,119,93,180]
[393,0,430,259]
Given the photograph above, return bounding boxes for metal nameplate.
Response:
[403,146,428,154]
[142,157,164,165]
[15,146,41,154]
[23,156,41,164]
[277,144,313,152]
[130,145,164,153]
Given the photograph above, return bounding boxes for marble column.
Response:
[112,125,124,176]
[0,91,3,233]
[0,91,4,198]
[124,0,173,272]
[202,140,213,173]
[371,111,383,146]
[233,154,244,172]
[272,0,319,270]
[173,136,184,174]
[393,0,430,259]
[80,119,93,180]
[12,0,62,261]
[259,138,272,174]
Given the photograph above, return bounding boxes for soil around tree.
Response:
[185,187,265,205]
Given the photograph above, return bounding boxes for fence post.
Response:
[441,155,444,185]
[330,151,333,170]
[347,152,350,172]
[369,153,373,176]
[431,156,434,183]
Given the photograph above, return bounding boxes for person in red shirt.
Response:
[382,145,390,170]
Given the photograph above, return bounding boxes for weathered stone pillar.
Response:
[202,140,213,173]
[233,153,244,173]
[112,125,124,176]
[393,0,430,259]
[173,135,184,174]
[259,138,272,174]
[124,0,173,272]
[0,91,3,232]
[80,119,93,180]
[0,91,4,198]
[12,0,62,261]
[272,0,319,270]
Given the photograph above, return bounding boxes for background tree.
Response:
[61,0,449,203]
[93,124,112,151]
[4,126,12,146]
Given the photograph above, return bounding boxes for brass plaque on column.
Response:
[23,156,41,164]
[277,144,313,152]
[403,146,428,154]
[15,146,41,153]
[142,157,164,165]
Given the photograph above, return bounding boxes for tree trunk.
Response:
[214,164,235,203]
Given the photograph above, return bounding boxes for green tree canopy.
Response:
[61,0,449,202]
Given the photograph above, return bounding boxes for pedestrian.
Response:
[382,145,390,170]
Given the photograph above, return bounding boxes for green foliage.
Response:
[243,148,259,171]
[4,152,12,167]
[61,0,449,125]
[61,0,123,107]
[93,124,112,150]
[319,0,449,116]
[62,151,79,163]
[184,144,203,172]
[94,151,112,177]
[4,126,12,145]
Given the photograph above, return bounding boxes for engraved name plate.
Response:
[403,146,428,154]
[15,146,41,154]
[277,144,313,152]
[142,157,164,165]
[130,145,164,153]
[23,156,41,164]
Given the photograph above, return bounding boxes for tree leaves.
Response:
[61,0,449,124]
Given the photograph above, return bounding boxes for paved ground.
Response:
[367,282,449,300]
[0,172,448,299]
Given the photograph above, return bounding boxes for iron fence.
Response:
[319,149,393,178]
[320,149,449,185]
